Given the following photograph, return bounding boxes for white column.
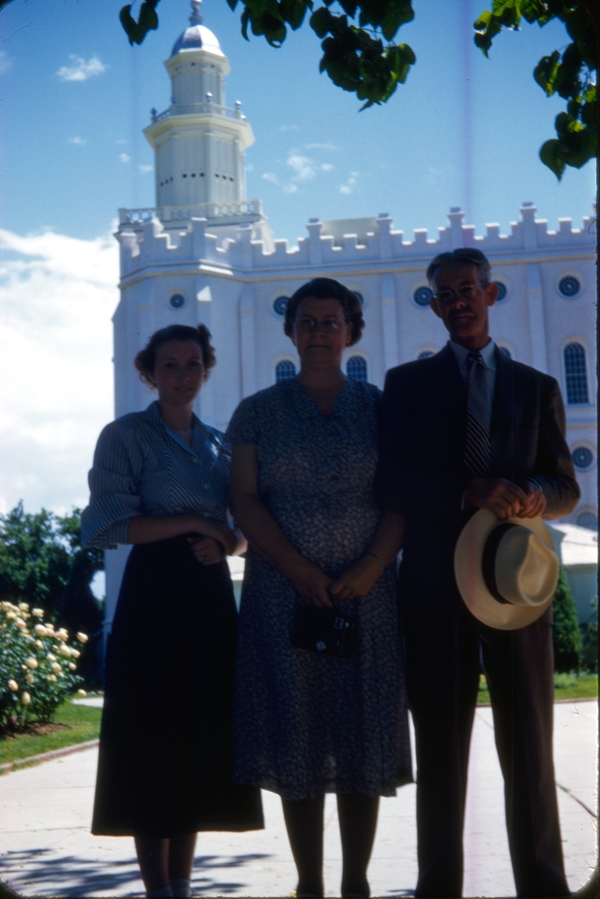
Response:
[380,273,399,371]
[526,263,548,373]
[239,284,256,398]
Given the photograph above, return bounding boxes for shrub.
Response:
[0,599,87,732]
[581,596,598,673]
[552,567,583,673]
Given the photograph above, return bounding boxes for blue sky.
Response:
[0,0,596,517]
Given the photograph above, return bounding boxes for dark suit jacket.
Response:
[375,343,580,618]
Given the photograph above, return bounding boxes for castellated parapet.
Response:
[117,203,595,280]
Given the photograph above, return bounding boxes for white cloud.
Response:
[339,171,359,195]
[56,55,107,82]
[304,142,337,151]
[119,153,132,164]
[0,227,118,515]
[137,164,154,174]
[0,50,12,75]
[287,154,317,182]
[68,136,87,146]
[262,150,335,193]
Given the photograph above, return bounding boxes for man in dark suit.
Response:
[374,248,579,899]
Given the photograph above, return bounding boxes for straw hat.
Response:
[454,509,559,630]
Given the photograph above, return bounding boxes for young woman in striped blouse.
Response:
[82,324,263,898]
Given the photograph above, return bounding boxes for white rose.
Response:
[26,674,35,685]
[6,611,16,620]
[26,657,38,669]
[35,640,43,649]
[32,608,44,617]
[77,689,87,697]
[56,628,69,641]
[46,653,56,662]
[71,649,81,659]
[34,624,47,636]
[21,692,31,705]
[51,662,61,673]
[15,618,27,629]
[76,632,89,643]
[19,602,29,610]
[8,679,18,691]
[47,674,57,682]
[68,663,76,670]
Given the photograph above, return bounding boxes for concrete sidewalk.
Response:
[0,701,596,898]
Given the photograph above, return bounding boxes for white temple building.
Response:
[105,1,597,627]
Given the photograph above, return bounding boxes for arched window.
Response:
[275,360,296,382]
[564,343,589,405]
[346,356,368,382]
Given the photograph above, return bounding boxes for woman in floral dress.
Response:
[227,279,412,899]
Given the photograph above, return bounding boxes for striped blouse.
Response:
[81,401,230,549]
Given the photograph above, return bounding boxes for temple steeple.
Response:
[142,0,263,229]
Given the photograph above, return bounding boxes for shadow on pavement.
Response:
[0,849,272,897]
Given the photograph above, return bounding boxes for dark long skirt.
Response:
[92,536,264,837]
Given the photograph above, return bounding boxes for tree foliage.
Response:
[0,502,103,617]
[474,1,597,179]
[113,0,597,175]
[552,566,583,674]
[0,503,105,687]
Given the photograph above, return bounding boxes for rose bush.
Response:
[0,599,86,731]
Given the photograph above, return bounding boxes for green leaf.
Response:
[380,0,415,42]
[539,138,566,179]
[310,5,332,38]
[533,50,560,95]
[280,0,310,30]
[119,1,160,46]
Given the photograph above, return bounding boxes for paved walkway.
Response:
[0,701,597,898]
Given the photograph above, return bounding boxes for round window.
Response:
[558,276,581,298]
[273,296,289,317]
[170,294,185,309]
[494,281,507,302]
[576,511,598,530]
[572,447,594,470]
[413,286,433,308]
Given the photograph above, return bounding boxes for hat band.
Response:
[481,523,518,605]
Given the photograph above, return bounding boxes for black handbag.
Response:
[292,605,358,659]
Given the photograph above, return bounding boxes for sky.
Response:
[0,0,596,520]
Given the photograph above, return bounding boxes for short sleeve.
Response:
[225,395,260,445]
[80,421,144,549]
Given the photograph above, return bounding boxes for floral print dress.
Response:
[226,377,412,801]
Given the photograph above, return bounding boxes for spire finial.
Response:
[190,0,203,24]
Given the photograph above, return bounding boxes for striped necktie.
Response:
[464,351,491,476]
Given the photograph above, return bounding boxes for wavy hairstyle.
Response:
[134,324,216,386]
[283,278,365,346]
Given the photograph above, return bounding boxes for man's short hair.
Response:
[426,248,492,288]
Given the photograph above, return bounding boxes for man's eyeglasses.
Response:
[296,316,348,333]
[434,285,481,306]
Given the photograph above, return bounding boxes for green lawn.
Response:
[478,673,598,706]
[0,700,102,769]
